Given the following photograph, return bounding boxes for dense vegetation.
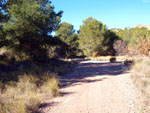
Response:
[1,0,150,60]
[0,0,150,112]
[112,27,150,55]
[0,0,63,61]
[55,22,80,57]
[0,1,72,113]
[78,17,116,56]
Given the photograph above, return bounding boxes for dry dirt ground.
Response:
[41,60,139,113]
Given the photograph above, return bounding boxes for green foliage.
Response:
[56,22,75,37]
[0,27,5,48]
[113,27,150,46]
[2,0,62,61]
[0,0,8,48]
[112,27,150,55]
[104,30,119,55]
[78,17,109,56]
[56,22,79,57]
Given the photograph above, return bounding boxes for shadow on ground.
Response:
[39,60,131,112]
[38,102,59,113]
[59,60,129,89]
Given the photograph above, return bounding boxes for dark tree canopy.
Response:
[56,22,75,37]
[55,22,79,57]
[1,0,63,61]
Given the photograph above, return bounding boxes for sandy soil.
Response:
[41,60,139,113]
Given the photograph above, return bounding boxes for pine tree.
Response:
[78,17,108,56]
[2,0,62,61]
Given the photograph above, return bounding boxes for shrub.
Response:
[0,97,26,113]
[0,58,72,113]
[123,59,133,65]
[40,76,59,98]
[113,40,128,55]
[110,57,116,63]
[0,73,58,113]
[136,38,150,56]
[128,38,150,56]
[130,57,150,112]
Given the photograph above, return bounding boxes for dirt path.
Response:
[42,60,139,113]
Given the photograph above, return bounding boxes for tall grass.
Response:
[130,57,150,112]
[0,72,58,113]
[0,55,74,113]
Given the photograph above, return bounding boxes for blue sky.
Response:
[51,0,150,30]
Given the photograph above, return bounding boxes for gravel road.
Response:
[41,60,139,113]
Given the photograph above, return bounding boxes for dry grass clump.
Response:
[130,57,150,112]
[0,57,73,113]
[0,73,58,113]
